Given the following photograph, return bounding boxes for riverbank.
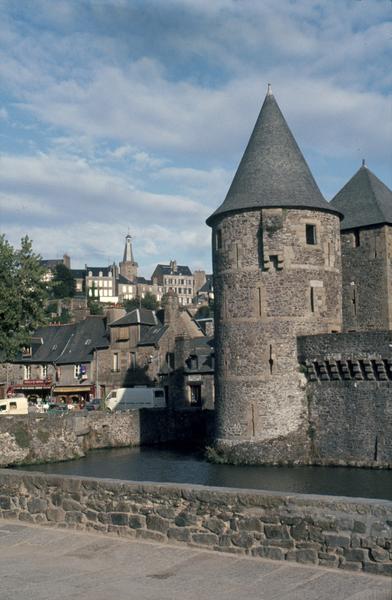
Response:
[0,410,212,467]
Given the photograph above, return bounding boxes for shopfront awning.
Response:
[54,386,92,393]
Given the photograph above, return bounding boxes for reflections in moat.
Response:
[18,445,392,501]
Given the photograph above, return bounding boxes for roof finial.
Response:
[362,158,366,168]
[267,83,272,96]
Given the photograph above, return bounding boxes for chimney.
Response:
[164,290,179,325]
[170,259,177,273]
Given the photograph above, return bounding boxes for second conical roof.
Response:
[207,88,340,225]
[330,164,392,230]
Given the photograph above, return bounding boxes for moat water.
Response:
[19,445,392,501]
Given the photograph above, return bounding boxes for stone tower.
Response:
[331,162,392,331]
[119,234,138,281]
[206,86,343,464]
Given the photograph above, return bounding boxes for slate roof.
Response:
[152,264,192,277]
[109,308,158,327]
[70,269,86,279]
[138,324,168,346]
[198,275,213,293]
[185,336,214,373]
[15,317,109,365]
[207,88,341,226]
[86,266,114,277]
[118,274,134,284]
[330,165,392,231]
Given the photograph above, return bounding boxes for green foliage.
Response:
[195,305,212,319]
[88,299,104,315]
[51,263,75,298]
[124,292,158,312]
[0,235,48,360]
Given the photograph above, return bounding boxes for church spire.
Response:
[123,233,135,263]
[119,233,138,281]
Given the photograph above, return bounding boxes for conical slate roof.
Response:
[122,234,135,263]
[206,87,340,225]
[330,164,392,231]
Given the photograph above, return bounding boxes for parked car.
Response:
[85,398,101,411]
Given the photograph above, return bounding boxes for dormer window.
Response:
[22,345,32,357]
[306,224,317,245]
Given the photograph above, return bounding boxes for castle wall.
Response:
[298,331,392,467]
[341,225,392,331]
[212,208,342,463]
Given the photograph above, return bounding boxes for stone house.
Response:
[6,317,109,404]
[98,293,212,409]
[151,261,195,306]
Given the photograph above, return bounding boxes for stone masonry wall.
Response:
[341,225,392,331]
[298,331,392,467]
[0,470,391,576]
[212,208,342,464]
[0,410,212,468]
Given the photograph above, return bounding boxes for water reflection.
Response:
[18,446,392,501]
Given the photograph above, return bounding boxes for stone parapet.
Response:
[0,470,391,576]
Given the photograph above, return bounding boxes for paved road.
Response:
[0,521,391,600]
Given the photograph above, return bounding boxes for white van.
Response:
[105,388,166,411]
[0,396,28,415]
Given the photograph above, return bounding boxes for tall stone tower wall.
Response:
[212,207,342,463]
[341,225,392,331]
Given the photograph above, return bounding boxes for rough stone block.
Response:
[167,528,191,542]
[264,525,290,539]
[238,517,263,532]
[324,533,350,549]
[204,517,226,535]
[62,498,82,512]
[0,497,11,510]
[192,533,219,546]
[65,511,84,524]
[252,546,285,561]
[286,549,318,564]
[344,548,368,562]
[370,547,389,562]
[353,520,367,534]
[27,498,47,514]
[110,512,129,526]
[136,529,166,543]
[231,532,254,549]
[46,508,65,522]
[146,514,170,533]
[129,515,146,529]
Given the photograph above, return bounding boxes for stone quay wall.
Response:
[298,331,392,468]
[0,470,391,576]
[0,410,212,468]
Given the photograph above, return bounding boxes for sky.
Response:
[0,0,391,276]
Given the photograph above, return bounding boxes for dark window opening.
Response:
[268,344,274,375]
[216,229,222,250]
[310,287,315,313]
[306,224,317,245]
[269,255,279,270]
[353,230,360,247]
[189,385,202,407]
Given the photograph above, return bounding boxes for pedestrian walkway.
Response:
[0,521,390,600]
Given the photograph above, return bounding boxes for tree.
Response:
[195,305,212,319]
[51,263,75,298]
[0,235,48,360]
[123,292,159,312]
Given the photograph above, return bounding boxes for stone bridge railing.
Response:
[0,470,391,576]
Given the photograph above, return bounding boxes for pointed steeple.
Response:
[331,163,392,230]
[119,233,138,281]
[123,234,135,263]
[207,86,340,225]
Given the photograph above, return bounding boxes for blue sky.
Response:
[0,0,391,275]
